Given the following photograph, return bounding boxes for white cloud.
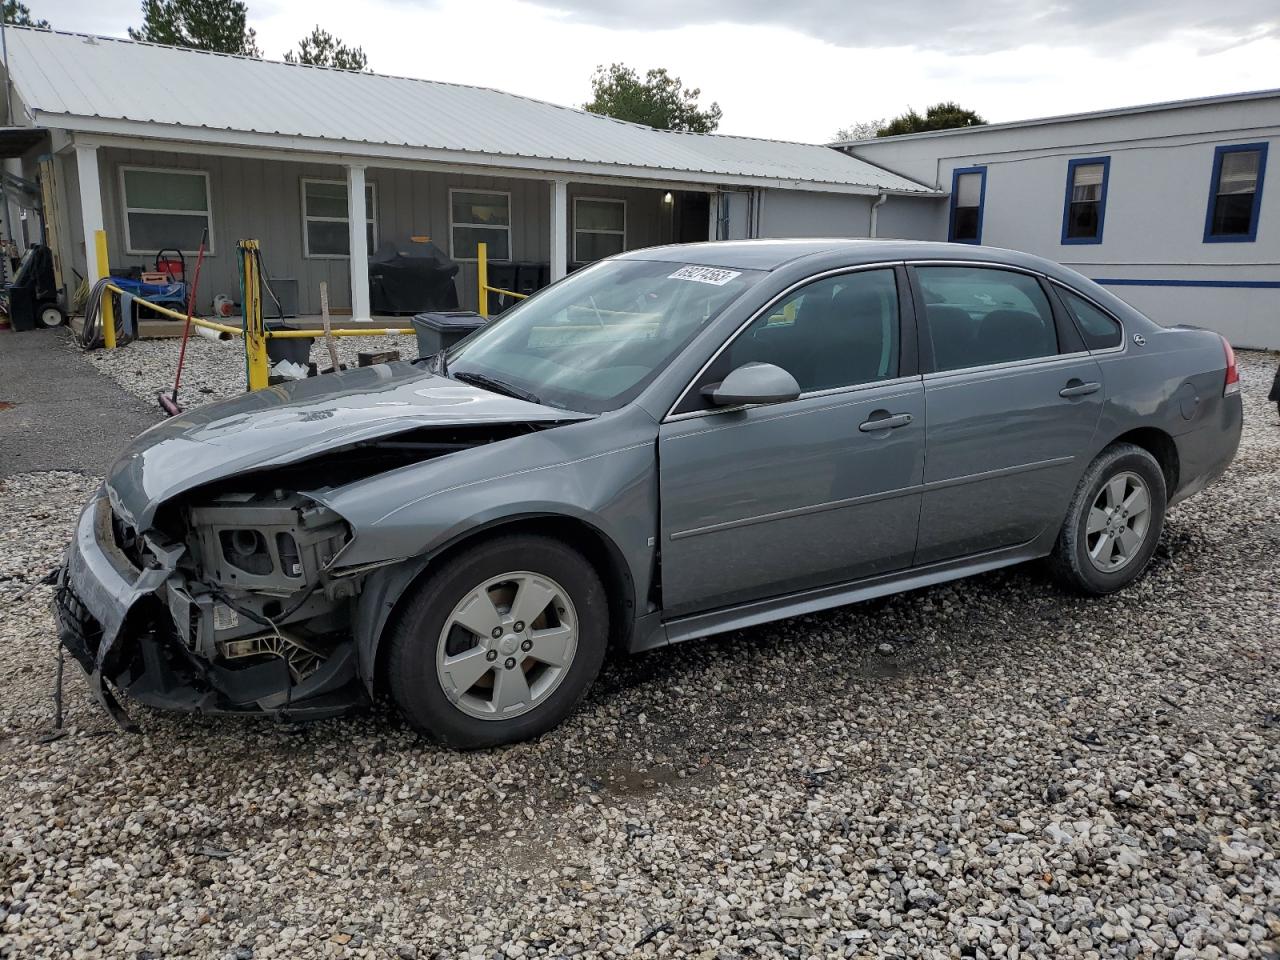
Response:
[34,0,1280,144]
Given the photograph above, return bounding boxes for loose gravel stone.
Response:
[76,330,413,406]
[3,351,1278,959]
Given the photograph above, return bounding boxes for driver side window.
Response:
[686,269,900,412]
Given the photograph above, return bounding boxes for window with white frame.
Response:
[450,189,511,260]
[120,166,213,255]
[302,179,377,258]
[573,197,626,262]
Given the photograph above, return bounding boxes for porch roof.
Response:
[4,27,936,197]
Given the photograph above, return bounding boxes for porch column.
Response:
[549,177,568,282]
[3,159,25,255]
[346,163,371,320]
[74,143,106,281]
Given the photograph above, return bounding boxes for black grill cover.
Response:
[368,238,460,315]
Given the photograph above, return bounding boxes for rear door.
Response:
[658,265,925,617]
[910,263,1104,565]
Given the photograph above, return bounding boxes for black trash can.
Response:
[411,311,486,359]
[485,262,520,316]
[265,322,314,367]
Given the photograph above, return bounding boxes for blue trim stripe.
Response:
[1061,156,1110,245]
[1203,142,1268,244]
[1096,278,1280,289]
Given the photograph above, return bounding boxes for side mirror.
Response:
[702,362,801,407]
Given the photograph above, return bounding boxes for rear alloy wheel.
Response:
[1050,442,1167,595]
[388,535,608,748]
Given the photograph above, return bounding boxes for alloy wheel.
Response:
[435,571,578,720]
[1085,471,1152,573]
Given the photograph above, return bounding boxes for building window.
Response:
[1061,157,1110,244]
[573,197,626,262]
[1204,143,1268,243]
[120,166,213,255]
[948,166,986,244]
[301,178,377,258]
[450,189,511,260]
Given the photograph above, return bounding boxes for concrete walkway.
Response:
[0,328,158,478]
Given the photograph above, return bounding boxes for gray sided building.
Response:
[0,27,933,320]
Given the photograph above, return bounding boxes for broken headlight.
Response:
[188,490,349,594]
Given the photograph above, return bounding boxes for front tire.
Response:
[1050,442,1167,595]
[387,535,609,748]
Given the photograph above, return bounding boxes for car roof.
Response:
[617,238,1068,275]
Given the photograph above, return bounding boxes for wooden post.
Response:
[477,241,488,319]
[320,280,340,371]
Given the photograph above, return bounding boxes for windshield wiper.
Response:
[452,370,542,405]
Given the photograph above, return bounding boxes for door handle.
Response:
[859,412,913,432]
[1059,380,1101,398]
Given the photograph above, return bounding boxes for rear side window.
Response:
[916,266,1058,372]
[1057,288,1122,350]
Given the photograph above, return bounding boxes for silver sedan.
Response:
[56,240,1242,746]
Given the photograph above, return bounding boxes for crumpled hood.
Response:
[106,362,588,529]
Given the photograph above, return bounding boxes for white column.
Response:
[707,191,719,240]
[3,159,25,255]
[75,143,106,280]
[346,163,371,320]
[549,177,568,282]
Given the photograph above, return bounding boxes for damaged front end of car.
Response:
[55,484,367,726]
[52,364,595,728]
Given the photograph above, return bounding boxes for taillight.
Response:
[1222,336,1240,397]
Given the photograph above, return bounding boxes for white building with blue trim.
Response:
[836,89,1280,349]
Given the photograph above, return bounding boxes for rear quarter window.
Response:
[1058,288,1122,350]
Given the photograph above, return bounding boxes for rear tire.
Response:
[1049,442,1167,595]
[387,535,608,748]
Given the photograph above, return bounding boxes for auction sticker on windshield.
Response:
[668,265,742,286]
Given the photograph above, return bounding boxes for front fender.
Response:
[311,406,661,689]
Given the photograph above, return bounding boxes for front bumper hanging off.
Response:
[52,490,364,727]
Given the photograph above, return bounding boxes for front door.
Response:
[910,264,1105,565]
[658,266,925,617]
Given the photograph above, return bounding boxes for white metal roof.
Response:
[831,87,1280,147]
[4,27,934,195]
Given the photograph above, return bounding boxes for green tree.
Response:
[3,1,49,27]
[284,26,368,71]
[584,63,722,133]
[832,119,884,142]
[878,102,985,137]
[129,0,261,57]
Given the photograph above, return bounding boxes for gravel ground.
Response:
[77,331,414,406]
[2,350,1278,959]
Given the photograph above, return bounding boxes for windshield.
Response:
[446,259,763,413]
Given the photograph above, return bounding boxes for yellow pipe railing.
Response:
[475,241,528,320]
[103,284,412,338]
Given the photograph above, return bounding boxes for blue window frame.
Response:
[1061,156,1110,245]
[948,166,986,244]
[1203,142,1268,243]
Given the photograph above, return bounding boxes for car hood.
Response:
[106,362,589,529]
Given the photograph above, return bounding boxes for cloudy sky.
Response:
[38,0,1280,143]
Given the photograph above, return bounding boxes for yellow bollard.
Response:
[240,240,270,391]
[477,241,488,319]
[94,229,116,350]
